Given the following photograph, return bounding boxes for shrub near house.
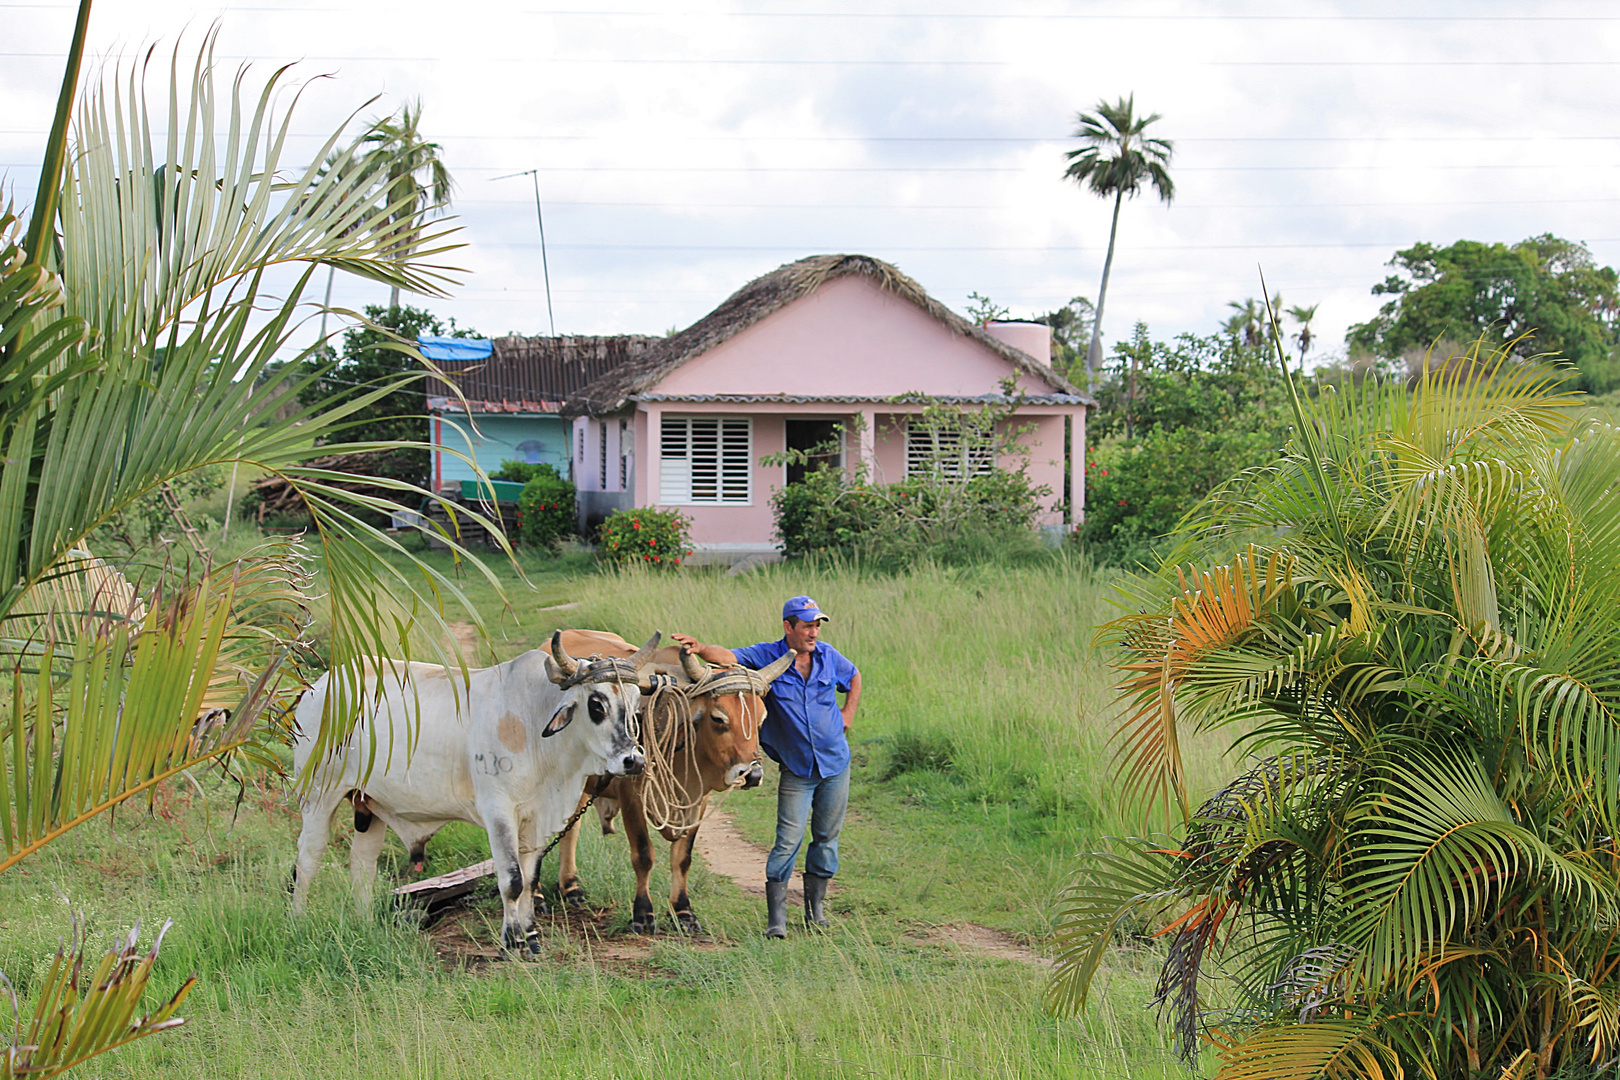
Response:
[770,399,1048,564]
[598,507,692,568]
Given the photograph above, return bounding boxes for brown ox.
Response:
[554,629,793,933]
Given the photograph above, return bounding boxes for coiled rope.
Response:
[638,667,771,833]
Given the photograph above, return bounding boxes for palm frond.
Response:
[1210,1015,1409,1080]
[1100,546,1297,819]
[1341,750,1598,986]
[1046,836,1183,1017]
[0,918,193,1080]
[0,552,296,875]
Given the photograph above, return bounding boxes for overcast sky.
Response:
[6,1,1620,367]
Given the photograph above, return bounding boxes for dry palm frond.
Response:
[1102,546,1294,821]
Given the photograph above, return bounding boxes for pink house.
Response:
[563,254,1093,558]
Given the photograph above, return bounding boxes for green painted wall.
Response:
[432,413,570,488]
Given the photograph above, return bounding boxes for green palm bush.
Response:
[1049,337,1620,1079]
[1,11,506,1072]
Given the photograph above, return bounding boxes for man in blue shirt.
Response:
[673,595,862,937]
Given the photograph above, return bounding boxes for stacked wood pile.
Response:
[248,451,402,524]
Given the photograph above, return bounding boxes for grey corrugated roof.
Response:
[426,334,657,406]
[562,254,1092,417]
[426,396,564,415]
[637,393,1088,406]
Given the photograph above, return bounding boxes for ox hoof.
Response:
[502,930,544,958]
[564,890,588,910]
[674,911,704,935]
[532,892,552,916]
[630,914,657,935]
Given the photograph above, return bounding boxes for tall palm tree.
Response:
[0,19,499,1070]
[359,100,454,310]
[1287,302,1319,370]
[1048,338,1620,1077]
[1063,96,1174,375]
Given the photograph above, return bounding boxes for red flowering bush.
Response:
[516,465,576,552]
[597,507,692,569]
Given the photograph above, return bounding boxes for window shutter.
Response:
[619,420,629,490]
[661,418,691,503]
[906,420,993,479]
[659,416,751,504]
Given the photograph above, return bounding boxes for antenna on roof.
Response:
[491,168,557,336]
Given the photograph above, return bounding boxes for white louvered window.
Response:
[618,419,630,490]
[660,416,751,504]
[598,419,609,489]
[905,420,994,479]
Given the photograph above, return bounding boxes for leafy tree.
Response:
[0,18,502,1070]
[299,304,479,488]
[1051,341,1620,1078]
[1063,95,1174,374]
[1348,234,1620,391]
[1034,295,1095,377]
[1080,325,1289,562]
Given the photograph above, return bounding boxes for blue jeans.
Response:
[766,766,850,883]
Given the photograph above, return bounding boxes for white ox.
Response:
[291,631,657,952]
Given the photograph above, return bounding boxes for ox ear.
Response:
[758,650,796,687]
[542,702,576,738]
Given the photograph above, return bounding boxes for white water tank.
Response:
[984,321,1053,364]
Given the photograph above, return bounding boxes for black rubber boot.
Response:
[803,873,831,929]
[765,881,789,939]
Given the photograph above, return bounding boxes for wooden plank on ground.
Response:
[395,858,495,897]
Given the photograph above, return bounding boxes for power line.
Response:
[7,52,1620,66]
[454,240,1620,252]
[447,197,1620,211]
[8,131,1620,143]
[6,5,1618,18]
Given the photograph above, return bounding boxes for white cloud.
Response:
[5,0,1619,366]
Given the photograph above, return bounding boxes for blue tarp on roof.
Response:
[417,336,492,362]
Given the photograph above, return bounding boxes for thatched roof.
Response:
[427,334,658,414]
[562,254,1086,416]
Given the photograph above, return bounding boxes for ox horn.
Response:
[628,631,661,669]
[758,650,796,687]
[549,630,580,677]
[679,645,710,684]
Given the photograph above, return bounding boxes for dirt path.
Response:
[693,807,1048,967]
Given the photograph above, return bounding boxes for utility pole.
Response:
[492,168,556,335]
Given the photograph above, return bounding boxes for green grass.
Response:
[1,539,1224,1078]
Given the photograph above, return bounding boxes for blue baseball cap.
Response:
[782,595,831,623]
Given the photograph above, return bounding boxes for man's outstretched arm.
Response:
[671,632,737,666]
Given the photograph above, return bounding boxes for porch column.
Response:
[855,407,877,479]
[1070,409,1086,527]
[642,403,661,506]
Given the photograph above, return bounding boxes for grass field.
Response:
[0,538,1223,1078]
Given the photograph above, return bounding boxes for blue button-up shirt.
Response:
[731,639,859,780]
